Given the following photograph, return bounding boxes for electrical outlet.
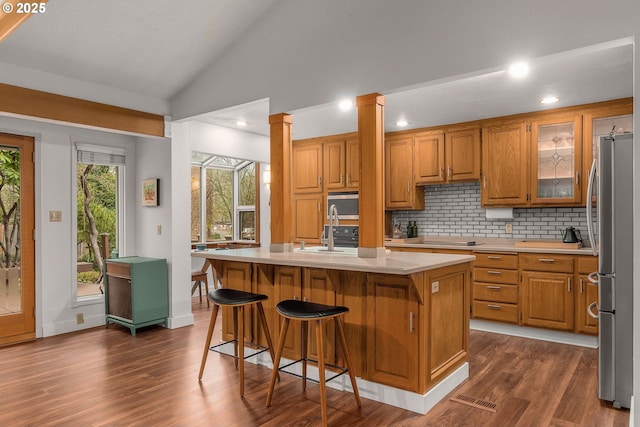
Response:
[157,225,162,235]
[505,223,513,234]
[431,281,440,293]
[76,313,84,324]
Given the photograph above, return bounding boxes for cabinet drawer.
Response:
[577,256,597,274]
[106,261,131,278]
[474,252,518,269]
[474,267,518,285]
[473,283,518,303]
[473,301,518,323]
[520,254,574,273]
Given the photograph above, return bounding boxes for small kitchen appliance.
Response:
[561,227,582,244]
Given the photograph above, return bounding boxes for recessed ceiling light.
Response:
[540,96,559,104]
[396,119,409,127]
[508,62,529,78]
[236,119,247,126]
[338,99,353,111]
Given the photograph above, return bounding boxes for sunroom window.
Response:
[191,153,258,243]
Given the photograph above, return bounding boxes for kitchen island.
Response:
[192,247,474,414]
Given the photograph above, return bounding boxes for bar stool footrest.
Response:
[209,339,270,361]
[277,357,349,385]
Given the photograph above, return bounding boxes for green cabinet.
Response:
[105,256,168,335]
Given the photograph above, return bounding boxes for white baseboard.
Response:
[213,341,468,414]
[167,313,194,329]
[42,313,105,337]
[629,395,634,427]
[470,319,598,348]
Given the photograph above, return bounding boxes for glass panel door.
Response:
[0,133,35,345]
[530,115,582,205]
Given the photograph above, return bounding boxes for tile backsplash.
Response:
[391,182,590,245]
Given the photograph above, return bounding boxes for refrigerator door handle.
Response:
[587,271,599,285]
[586,159,598,256]
[587,301,599,320]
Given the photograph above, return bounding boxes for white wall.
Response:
[0,115,140,336]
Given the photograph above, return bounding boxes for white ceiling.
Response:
[0,0,278,100]
[0,2,633,140]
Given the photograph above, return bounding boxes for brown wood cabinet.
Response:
[445,127,481,182]
[481,121,529,206]
[303,268,337,363]
[324,134,359,190]
[221,261,253,341]
[575,256,599,335]
[413,130,445,184]
[366,274,419,390]
[292,140,323,194]
[530,114,582,205]
[385,135,424,210]
[472,252,519,324]
[292,193,324,243]
[520,254,574,331]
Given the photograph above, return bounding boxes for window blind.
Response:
[76,143,126,166]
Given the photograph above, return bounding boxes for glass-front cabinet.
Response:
[582,99,633,202]
[530,114,582,205]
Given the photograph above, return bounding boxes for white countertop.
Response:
[385,236,597,256]
[191,247,475,275]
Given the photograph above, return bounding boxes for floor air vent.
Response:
[450,394,497,413]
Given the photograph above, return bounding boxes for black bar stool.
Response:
[199,288,277,397]
[266,299,361,426]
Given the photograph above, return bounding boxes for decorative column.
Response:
[269,113,294,252]
[357,93,386,258]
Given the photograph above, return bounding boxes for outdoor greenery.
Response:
[77,164,117,283]
[191,157,256,242]
[0,148,21,268]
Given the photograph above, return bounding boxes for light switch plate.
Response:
[49,211,62,222]
[431,281,440,293]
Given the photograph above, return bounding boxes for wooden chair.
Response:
[191,270,209,307]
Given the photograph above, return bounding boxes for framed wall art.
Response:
[142,178,159,206]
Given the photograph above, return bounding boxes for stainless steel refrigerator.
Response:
[586,132,634,409]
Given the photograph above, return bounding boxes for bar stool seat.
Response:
[191,270,209,307]
[199,288,277,397]
[266,299,361,426]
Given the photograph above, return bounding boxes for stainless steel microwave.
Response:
[327,191,358,220]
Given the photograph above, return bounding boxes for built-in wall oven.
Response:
[327,191,358,220]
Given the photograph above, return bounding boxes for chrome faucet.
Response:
[327,204,340,251]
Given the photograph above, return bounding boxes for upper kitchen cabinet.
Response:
[385,134,425,210]
[581,98,633,202]
[413,127,480,185]
[292,139,323,194]
[529,113,582,205]
[324,133,359,190]
[413,130,445,184]
[481,121,529,206]
[445,127,481,182]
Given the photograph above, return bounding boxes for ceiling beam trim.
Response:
[0,83,165,137]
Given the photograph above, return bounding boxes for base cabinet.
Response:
[472,252,519,324]
[521,271,574,331]
[104,257,168,336]
[366,274,419,391]
[575,256,599,335]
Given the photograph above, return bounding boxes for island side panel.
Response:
[220,262,252,342]
[332,270,367,377]
[424,262,471,389]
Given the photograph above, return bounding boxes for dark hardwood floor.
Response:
[0,299,629,426]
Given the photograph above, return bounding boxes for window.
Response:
[191,153,258,243]
[75,143,125,300]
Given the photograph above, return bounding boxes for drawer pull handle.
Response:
[487,304,502,310]
[538,258,555,263]
[487,271,502,275]
[487,286,502,290]
[487,256,502,260]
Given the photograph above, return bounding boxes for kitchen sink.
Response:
[295,246,358,255]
